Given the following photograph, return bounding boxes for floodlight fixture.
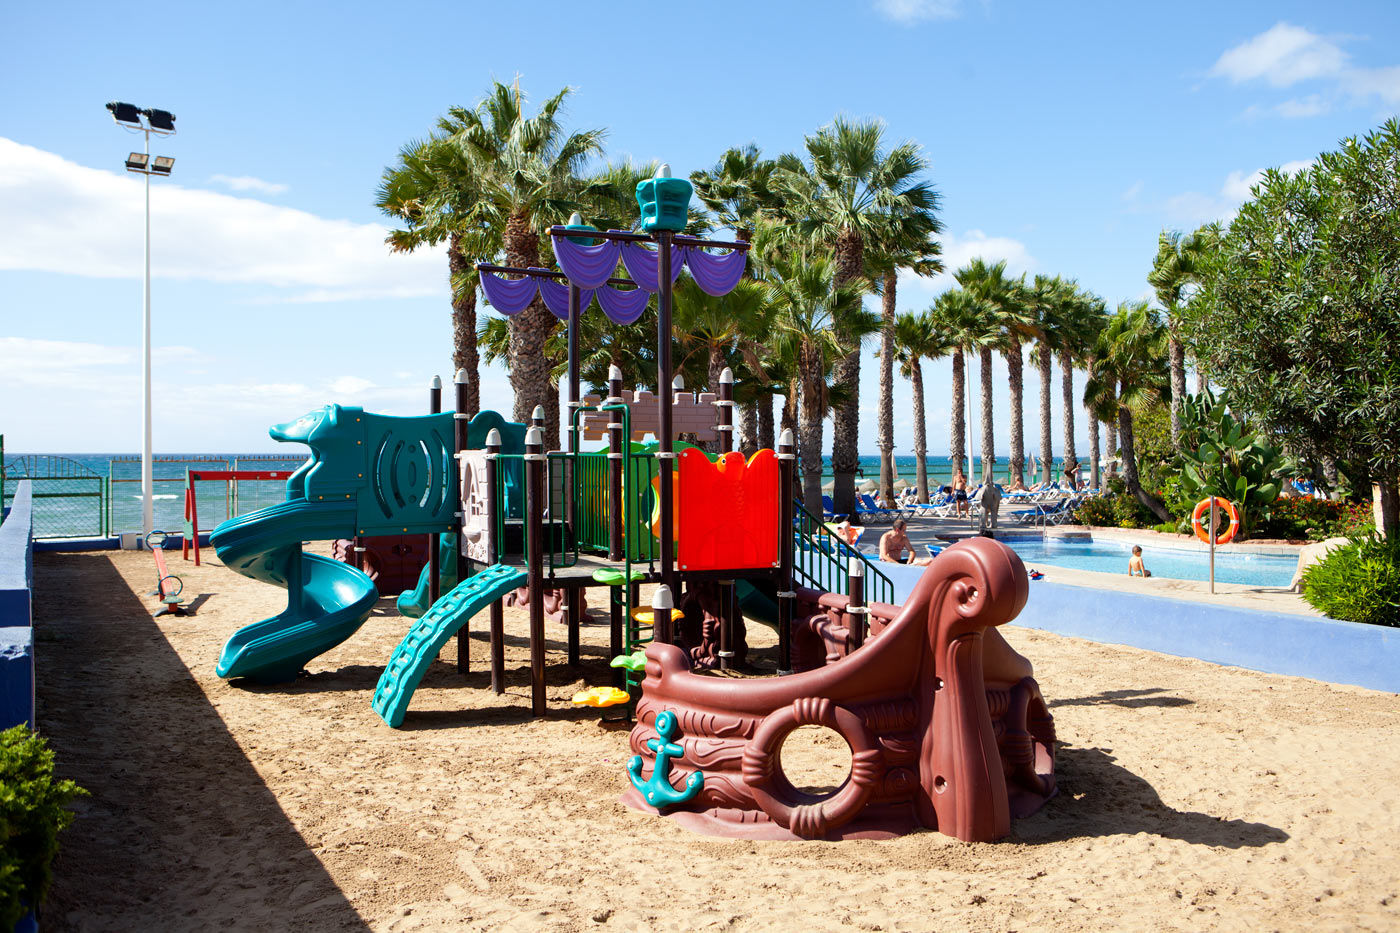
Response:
[150,156,175,175]
[107,101,142,125]
[143,108,176,133]
[125,152,150,172]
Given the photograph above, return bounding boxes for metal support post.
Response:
[525,426,547,715]
[428,376,442,609]
[485,430,504,691]
[847,561,867,652]
[656,230,676,589]
[776,428,796,675]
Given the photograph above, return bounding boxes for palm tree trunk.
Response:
[1007,337,1025,486]
[950,350,966,478]
[738,402,758,456]
[1168,334,1187,448]
[1105,418,1118,478]
[1038,343,1053,486]
[1118,387,1171,522]
[1195,369,1207,394]
[447,233,480,418]
[911,358,929,503]
[762,394,778,451]
[1087,403,1101,489]
[979,346,995,484]
[877,270,897,502]
[1060,351,1077,481]
[829,228,865,518]
[504,212,561,449]
[799,348,825,508]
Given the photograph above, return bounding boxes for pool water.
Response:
[1002,537,1298,588]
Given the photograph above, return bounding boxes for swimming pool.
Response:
[1001,537,1298,587]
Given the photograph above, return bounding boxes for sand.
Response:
[31,548,1400,932]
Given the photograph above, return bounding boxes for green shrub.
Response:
[1111,492,1157,529]
[1152,522,1178,535]
[1301,534,1400,627]
[0,725,87,928]
[1073,495,1116,527]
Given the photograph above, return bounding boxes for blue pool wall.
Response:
[875,554,1400,695]
[0,481,36,730]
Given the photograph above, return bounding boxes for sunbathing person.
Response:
[879,519,933,566]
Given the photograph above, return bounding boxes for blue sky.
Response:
[2,1,1397,454]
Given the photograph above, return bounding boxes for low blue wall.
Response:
[874,551,1399,694]
[0,482,35,729]
[0,481,34,628]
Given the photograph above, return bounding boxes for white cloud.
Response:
[872,0,961,24]
[1211,22,1400,116]
[209,173,288,195]
[1211,22,1346,87]
[1166,159,1314,225]
[1274,94,1330,118]
[0,138,445,302]
[889,229,1036,309]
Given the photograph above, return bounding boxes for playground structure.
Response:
[183,469,294,565]
[144,530,185,617]
[209,167,1057,842]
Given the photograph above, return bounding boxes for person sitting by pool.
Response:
[832,520,865,547]
[1128,545,1151,577]
[879,519,933,566]
[1007,475,1029,494]
[951,470,970,516]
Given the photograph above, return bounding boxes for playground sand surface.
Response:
[33,549,1400,932]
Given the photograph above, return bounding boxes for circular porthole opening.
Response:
[778,725,852,796]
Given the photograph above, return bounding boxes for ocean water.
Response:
[4,450,1069,538]
[3,452,307,538]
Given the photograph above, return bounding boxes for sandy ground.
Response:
[32,548,1400,932]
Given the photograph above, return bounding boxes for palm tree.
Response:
[868,210,943,501]
[929,289,997,480]
[775,117,939,516]
[892,310,951,502]
[1085,301,1172,521]
[760,243,870,507]
[954,259,1022,483]
[376,124,495,417]
[1025,275,1067,485]
[673,277,768,399]
[1148,229,1204,446]
[1056,289,1105,486]
[449,80,606,448]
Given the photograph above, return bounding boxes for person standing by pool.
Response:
[951,469,970,516]
[880,519,933,566]
[1128,545,1151,577]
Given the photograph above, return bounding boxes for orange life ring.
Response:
[740,697,883,839]
[1191,497,1239,544]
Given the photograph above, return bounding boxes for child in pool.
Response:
[1128,545,1151,577]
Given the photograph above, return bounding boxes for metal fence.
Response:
[2,452,108,539]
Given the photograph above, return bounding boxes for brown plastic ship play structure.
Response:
[624,537,1056,843]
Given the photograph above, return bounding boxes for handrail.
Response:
[792,500,895,605]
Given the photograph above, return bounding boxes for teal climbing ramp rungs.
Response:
[372,563,528,727]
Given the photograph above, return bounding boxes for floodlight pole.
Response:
[140,124,153,538]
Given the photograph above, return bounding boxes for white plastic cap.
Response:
[525,425,543,446]
[430,375,441,389]
[486,428,502,446]
[849,561,865,577]
[719,367,734,384]
[672,375,685,390]
[608,364,623,382]
[454,368,468,384]
[531,404,545,421]
[779,428,795,447]
[652,584,674,610]
[656,163,671,178]
[568,211,584,226]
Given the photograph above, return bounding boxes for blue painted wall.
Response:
[0,482,35,729]
[873,547,1399,695]
[0,481,34,628]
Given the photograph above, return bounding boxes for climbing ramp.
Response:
[372,563,528,727]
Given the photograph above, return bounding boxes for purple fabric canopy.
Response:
[595,286,651,324]
[552,234,622,288]
[680,246,747,296]
[538,278,594,321]
[620,241,686,292]
[479,270,539,315]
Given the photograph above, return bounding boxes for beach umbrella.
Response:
[858,479,878,493]
[893,478,912,490]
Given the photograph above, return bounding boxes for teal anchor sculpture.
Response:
[627,710,704,808]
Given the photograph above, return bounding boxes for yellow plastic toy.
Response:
[631,607,685,624]
[571,686,631,708]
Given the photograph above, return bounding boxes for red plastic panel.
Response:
[677,448,780,572]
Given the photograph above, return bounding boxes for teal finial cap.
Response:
[636,162,692,234]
